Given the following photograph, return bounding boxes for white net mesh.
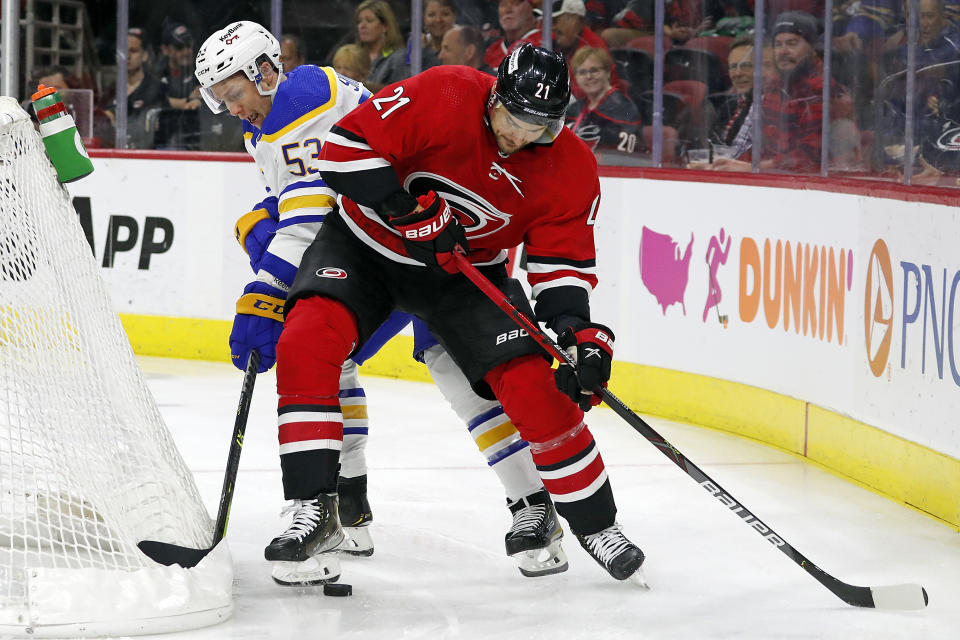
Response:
[0,97,231,635]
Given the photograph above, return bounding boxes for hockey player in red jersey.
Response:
[195,22,569,585]
[274,43,645,583]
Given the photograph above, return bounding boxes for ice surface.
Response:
[139,357,960,640]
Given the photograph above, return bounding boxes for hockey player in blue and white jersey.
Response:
[195,21,567,586]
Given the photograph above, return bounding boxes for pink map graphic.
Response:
[639,226,694,314]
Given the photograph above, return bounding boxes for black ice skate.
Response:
[336,474,374,556]
[575,523,648,586]
[264,493,344,586]
[505,489,569,577]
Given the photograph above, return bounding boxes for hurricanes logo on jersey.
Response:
[405,172,512,239]
[488,162,524,197]
[317,267,347,279]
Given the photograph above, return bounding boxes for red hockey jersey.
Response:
[317,65,602,326]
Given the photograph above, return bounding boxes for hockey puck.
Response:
[323,582,353,597]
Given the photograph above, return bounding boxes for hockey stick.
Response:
[138,349,260,568]
[452,252,928,610]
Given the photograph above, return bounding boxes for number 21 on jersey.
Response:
[372,86,410,119]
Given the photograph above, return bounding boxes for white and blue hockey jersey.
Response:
[242,65,371,290]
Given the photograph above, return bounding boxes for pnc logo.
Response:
[864,239,894,377]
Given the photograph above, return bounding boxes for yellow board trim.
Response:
[261,67,339,143]
[119,314,960,530]
[278,194,336,214]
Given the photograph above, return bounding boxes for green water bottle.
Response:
[31,84,94,183]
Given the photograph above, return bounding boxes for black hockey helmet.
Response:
[494,43,571,127]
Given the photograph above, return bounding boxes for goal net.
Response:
[0,97,232,636]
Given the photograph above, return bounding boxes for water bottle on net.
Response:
[30,84,95,183]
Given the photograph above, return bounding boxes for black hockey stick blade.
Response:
[451,253,929,610]
[137,540,213,568]
[138,350,260,568]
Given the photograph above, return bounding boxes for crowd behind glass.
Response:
[19,0,960,186]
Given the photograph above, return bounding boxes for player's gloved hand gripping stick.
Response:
[387,190,469,274]
[138,350,261,568]
[231,281,285,373]
[450,251,928,611]
[554,322,615,411]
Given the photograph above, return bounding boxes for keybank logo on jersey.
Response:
[865,239,894,377]
[317,267,347,279]
[405,173,512,238]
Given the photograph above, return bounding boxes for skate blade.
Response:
[629,566,650,589]
[336,526,374,557]
[513,540,569,577]
[271,554,342,586]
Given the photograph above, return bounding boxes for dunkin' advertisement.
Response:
[591,177,960,459]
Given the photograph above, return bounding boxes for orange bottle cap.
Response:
[31,84,58,101]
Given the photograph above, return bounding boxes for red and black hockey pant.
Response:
[275,211,616,535]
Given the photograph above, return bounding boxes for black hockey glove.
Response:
[554,322,615,411]
[388,191,468,274]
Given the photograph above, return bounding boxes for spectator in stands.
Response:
[829,116,865,171]
[159,22,201,110]
[485,0,541,69]
[21,65,73,126]
[452,0,500,32]
[565,47,645,155]
[30,65,71,93]
[414,0,458,69]
[888,0,960,69]
[355,0,409,92]
[874,0,960,174]
[706,38,776,162]
[333,44,373,83]
[832,0,960,56]
[548,0,622,98]
[582,0,626,32]
[713,11,855,173]
[438,25,496,74]
[280,34,308,71]
[705,0,755,28]
[602,0,711,48]
[104,28,165,149]
[22,65,70,111]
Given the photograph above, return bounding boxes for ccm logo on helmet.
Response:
[403,209,451,239]
[317,267,347,279]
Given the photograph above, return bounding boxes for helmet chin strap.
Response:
[245,59,284,99]
[255,71,283,99]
